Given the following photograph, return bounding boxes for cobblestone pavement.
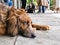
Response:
[0,13,60,45]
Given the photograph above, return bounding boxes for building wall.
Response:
[56,0,60,8]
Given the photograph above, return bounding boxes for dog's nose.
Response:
[31,34,36,38]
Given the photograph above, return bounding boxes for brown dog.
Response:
[6,7,49,38]
[0,3,49,38]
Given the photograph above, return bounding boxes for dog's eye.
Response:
[23,22,27,25]
[23,21,29,25]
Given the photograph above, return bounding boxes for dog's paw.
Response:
[41,26,49,30]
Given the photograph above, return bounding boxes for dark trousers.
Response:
[38,6,46,13]
[21,0,26,9]
[22,4,26,9]
[42,6,46,13]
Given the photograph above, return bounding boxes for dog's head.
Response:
[18,15,36,38]
[7,8,36,38]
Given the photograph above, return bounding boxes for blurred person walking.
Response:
[37,0,48,13]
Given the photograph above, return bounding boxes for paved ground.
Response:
[0,13,60,45]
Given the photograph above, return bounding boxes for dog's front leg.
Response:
[32,24,49,30]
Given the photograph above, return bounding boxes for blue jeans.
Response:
[38,6,46,13]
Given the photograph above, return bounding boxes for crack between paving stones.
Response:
[13,35,18,45]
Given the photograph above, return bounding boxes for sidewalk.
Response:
[35,9,60,18]
[0,13,60,45]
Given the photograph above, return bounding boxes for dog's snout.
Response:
[31,33,36,38]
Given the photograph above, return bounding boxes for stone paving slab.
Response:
[0,36,17,45]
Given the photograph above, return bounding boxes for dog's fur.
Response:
[0,3,9,35]
[0,3,49,38]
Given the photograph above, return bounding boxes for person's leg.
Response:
[21,0,26,9]
[22,3,26,9]
[22,4,25,9]
[38,6,42,13]
[42,6,46,13]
